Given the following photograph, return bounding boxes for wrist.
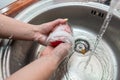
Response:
[32,26,47,45]
[30,25,43,41]
[50,53,65,65]
[27,25,39,41]
[40,51,65,65]
[38,55,61,70]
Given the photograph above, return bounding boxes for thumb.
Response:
[46,19,68,30]
[51,43,71,62]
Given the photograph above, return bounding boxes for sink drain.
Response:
[74,39,90,54]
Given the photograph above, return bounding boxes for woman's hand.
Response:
[40,43,71,62]
[33,19,68,45]
[6,43,71,80]
[0,14,68,44]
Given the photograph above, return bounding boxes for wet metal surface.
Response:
[0,1,120,80]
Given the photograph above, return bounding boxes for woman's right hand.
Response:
[40,43,71,63]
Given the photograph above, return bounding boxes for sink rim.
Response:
[15,1,120,22]
[1,1,120,80]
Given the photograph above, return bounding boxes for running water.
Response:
[84,0,120,69]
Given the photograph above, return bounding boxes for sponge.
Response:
[46,23,73,47]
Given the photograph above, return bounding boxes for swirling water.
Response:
[53,29,117,80]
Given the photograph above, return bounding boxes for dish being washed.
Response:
[46,23,73,47]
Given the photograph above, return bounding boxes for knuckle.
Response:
[59,43,71,52]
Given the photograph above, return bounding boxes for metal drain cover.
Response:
[74,39,90,54]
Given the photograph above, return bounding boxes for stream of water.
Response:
[84,0,118,69]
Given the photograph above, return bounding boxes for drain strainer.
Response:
[74,39,90,54]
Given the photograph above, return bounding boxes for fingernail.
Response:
[64,18,68,21]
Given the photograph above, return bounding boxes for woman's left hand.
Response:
[33,19,68,45]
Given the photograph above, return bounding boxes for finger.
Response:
[39,18,68,34]
[52,18,68,25]
[47,18,68,29]
[51,43,71,61]
[40,46,54,56]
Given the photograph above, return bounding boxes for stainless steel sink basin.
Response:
[1,1,120,80]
